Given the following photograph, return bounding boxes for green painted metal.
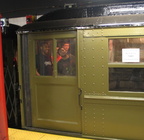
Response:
[78,28,144,140]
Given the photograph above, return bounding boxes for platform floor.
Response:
[9,128,93,140]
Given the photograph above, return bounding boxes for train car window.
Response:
[35,40,53,76]
[109,38,144,63]
[56,38,76,76]
[109,38,144,92]
[109,68,144,92]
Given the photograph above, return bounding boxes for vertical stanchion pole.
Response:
[0,15,9,140]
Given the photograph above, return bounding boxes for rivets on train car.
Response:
[85,132,88,135]
[93,56,95,59]
[102,83,104,86]
[102,65,104,68]
[93,83,95,85]
[93,65,95,68]
[93,74,95,77]
[83,56,86,59]
[102,56,104,59]
[102,74,104,77]
[92,48,94,50]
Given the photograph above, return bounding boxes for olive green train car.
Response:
[17,6,144,140]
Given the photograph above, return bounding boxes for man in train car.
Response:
[57,47,76,76]
[62,41,74,57]
[36,40,53,76]
[56,41,72,62]
[62,41,70,53]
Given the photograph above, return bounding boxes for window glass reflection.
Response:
[109,38,144,63]
[35,40,53,76]
[109,68,144,92]
[57,39,76,76]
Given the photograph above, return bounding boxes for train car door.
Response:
[28,32,81,133]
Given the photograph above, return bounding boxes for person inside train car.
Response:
[56,41,72,62]
[62,41,70,53]
[62,41,74,57]
[57,47,76,76]
[36,40,53,76]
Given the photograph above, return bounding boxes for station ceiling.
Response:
[1,0,144,18]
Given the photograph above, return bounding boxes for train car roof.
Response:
[17,14,144,33]
[17,4,144,33]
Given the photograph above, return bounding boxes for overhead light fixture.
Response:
[110,7,144,13]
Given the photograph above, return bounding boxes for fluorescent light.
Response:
[110,7,144,13]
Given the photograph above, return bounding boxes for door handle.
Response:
[79,88,82,110]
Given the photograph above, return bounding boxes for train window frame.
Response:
[29,31,77,78]
[35,39,53,76]
[108,38,144,63]
[56,38,77,77]
[108,37,144,93]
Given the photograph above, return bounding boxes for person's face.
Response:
[59,48,67,57]
[41,43,50,55]
[63,43,70,51]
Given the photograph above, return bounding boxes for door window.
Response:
[35,38,76,76]
[56,39,76,76]
[35,39,53,76]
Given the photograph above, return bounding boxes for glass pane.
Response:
[35,40,53,76]
[109,68,144,92]
[57,39,76,76]
[109,38,144,63]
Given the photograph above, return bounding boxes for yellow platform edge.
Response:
[8,128,94,140]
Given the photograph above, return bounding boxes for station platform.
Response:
[9,128,93,140]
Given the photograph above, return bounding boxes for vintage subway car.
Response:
[17,3,144,140]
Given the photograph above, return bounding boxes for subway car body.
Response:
[17,3,144,140]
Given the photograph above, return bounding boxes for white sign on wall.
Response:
[122,48,140,62]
